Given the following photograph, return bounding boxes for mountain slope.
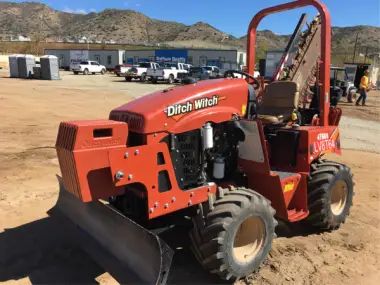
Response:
[0,1,379,58]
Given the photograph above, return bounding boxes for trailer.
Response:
[344,62,379,90]
[44,49,125,71]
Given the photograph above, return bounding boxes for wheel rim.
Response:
[233,216,265,263]
[330,180,348,216]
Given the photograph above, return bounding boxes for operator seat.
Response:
[257,81,300,125]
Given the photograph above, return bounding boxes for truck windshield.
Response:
[139,62,151,68]
[80,61,88,65]
[204,67,213,71]
[190,67,204,73]
[163,63,177,69]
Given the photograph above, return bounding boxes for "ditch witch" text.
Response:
[166,95,220,117]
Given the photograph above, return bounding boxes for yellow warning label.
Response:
[284,182,295,193]
[241,104,247,116]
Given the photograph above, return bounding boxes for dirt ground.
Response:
[0,70,379,285]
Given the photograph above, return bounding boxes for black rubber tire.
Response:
[125,77,132,82]
[117,73,120,77]
[307,159,354,230]
[101,69,106,75]
[92,72,95,75]
[83,69,89,75]
[73,71,79,75]
[167,74,174,84]
[140,73,147,82]
[152,78,158,84]
[190,187,277,281]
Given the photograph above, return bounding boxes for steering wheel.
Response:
[223,70,260,90]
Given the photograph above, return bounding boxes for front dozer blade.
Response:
[48,176,173,285]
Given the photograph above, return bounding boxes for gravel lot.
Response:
[0,70,379,285]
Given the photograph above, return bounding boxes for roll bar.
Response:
[247,0,331,126]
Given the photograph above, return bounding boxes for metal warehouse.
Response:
[124,49,246,68]
[43,49,125,70]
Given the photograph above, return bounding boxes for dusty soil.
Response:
[0,70,379,285]
[338,90,380,123]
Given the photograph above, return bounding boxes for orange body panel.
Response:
[108,144,216,219]
[110,78,248,134]
[56,120,128,202]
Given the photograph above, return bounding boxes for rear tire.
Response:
[167,74,174,84]
[141,73,147,82]
[73,71,79,75]
[125,77,132,82]
[152,77,158,84]
[101,69,106,75]
[92,72,95,75]
[307,159,354,230]
[83,69,89,75]
[190,187,277,281]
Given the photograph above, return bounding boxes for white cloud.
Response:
[136,3,140,7]
[124,2,129,6]
[89,8,97,13]
[63,7,88,14]
[76,9,87,14]
[63,7,73,13]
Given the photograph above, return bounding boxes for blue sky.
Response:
[7,0,380,37]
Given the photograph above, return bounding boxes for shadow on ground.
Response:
[0,217,224,284]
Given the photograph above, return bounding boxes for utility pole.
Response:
[364,46,369,63]
[352,32,359,63]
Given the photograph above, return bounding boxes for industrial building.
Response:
[44,48,246,70]
[43,49,125,70]
[262,50,294,78]
[123,49,246,69]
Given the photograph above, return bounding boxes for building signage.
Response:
[70,50,89,67]
[155,49,188,63]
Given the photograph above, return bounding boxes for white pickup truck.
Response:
[72,61,106,75]
[147,63,192,84]
[203,66,221,77]
[123,62,160,82]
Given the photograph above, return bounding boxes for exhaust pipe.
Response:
[48,176,173,285]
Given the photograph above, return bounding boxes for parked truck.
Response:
[72,61,106,75]
[123,62,160,82]
[147,62,191,84]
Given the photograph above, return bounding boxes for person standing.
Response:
[356,70,370,106]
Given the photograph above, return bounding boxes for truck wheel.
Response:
[167,74,174,84]
[152,78,158,84]
[73,71,79,75]
[307,159,354,230]
[101,69,106,75]
[190,187,277,281]
[125,77,132,82]
[83,69,89,75]
[141,73,147,82]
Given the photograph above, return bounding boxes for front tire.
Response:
[73,71,79,75]
[83,69,89,75]
[307,159,354,230]
[140,73,147,82]
[191,187,277,281]
[101,69,106,75]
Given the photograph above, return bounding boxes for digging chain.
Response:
[280,14,322,107]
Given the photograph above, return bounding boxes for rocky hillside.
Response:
[0,1,379,57]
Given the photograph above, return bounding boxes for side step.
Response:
[287,209,309,222]
[48,176,173,285]
[272,170,309,222]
